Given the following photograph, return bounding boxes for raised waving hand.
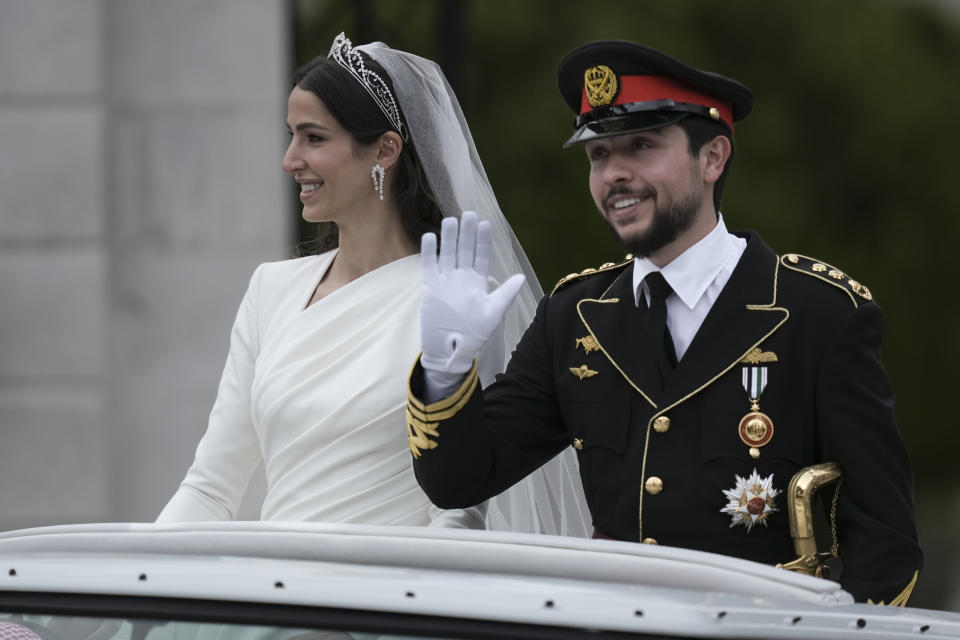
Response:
[420,211,526,377]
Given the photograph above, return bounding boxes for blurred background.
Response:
[1,0,957,610]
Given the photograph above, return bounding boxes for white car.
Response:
[0,522,957,639]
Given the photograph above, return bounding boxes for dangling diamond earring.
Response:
[371,163,385,201]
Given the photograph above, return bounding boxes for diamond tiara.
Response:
[327,33,408,141]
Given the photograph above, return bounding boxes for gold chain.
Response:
[830,478,843,557]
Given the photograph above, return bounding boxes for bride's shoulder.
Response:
[254,251,335,284]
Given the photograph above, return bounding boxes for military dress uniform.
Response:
[408,40,922,604]
[409,232,921,603]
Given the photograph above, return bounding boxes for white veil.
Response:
[357,41,591,538]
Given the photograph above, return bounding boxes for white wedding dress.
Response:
[159,250,590,535]
[160,251,452,525]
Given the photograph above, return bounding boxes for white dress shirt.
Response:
[633,214,747,361]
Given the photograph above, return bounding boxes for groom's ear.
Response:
[376,131,403,170]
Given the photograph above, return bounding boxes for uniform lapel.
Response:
[577,264,661,407]
[660,233,788,409]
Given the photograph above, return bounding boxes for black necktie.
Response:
[644,272,677,383]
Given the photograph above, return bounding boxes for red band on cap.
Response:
[581,74,734,130]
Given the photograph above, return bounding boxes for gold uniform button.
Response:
[573,438,583,450]
[653,416,671,433]
[642,537,658,545]
[644,476,663,495]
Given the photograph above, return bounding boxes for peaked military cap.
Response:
[557,40,754,147]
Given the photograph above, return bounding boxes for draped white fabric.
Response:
[159,251,591,536]
[159,252,436,525]
[255,254,432,523]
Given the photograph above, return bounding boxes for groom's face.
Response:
[585,125,704,257]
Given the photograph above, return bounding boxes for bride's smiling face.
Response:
[282,86,379,223]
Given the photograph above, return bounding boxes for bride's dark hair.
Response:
[292,54,444,255]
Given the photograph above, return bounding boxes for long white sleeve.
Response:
[157,266,265,522]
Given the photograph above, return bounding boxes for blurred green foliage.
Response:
[294,0,960,607]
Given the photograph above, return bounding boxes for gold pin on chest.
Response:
[570,364,598,380]
[576,335,600,355]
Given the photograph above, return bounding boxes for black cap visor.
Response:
[563,99,724,148]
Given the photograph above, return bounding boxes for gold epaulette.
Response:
[551,255,634,295]
[406,359,479,458]
[780,253,873,307]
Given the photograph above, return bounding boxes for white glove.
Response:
[420,211,526,376]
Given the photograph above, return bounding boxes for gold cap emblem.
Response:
[584,65,618,108]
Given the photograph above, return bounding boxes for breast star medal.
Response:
[720,468,779,532]
[738,348,776,459]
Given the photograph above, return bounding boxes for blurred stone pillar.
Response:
[104,0,289,521]
[0,0,109,530]
[0,1,289,531]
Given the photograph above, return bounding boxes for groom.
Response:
[407,39,921,605]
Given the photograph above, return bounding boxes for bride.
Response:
[157,33,589,535]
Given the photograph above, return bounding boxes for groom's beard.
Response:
[605,184,701,258]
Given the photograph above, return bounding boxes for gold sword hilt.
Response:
[776,462,842,578]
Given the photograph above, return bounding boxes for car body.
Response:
[0,522,958,639]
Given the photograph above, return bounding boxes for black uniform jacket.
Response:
[408,231,922,603]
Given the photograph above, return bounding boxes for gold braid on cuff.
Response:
[867,570,919,607]
[407,359,479,458]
